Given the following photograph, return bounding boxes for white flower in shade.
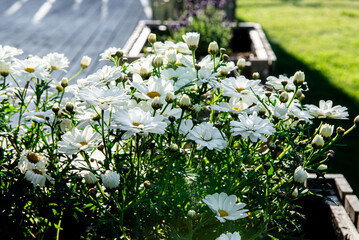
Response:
[23,110,55,123]
[216,232,242,240]
[18,150,49,174]
[319,123,334,138]
[266,74,296,92]
[187,122,227,151]
[84,171,97,185]
[78,86,129,110]
[131,73,174,102]
[217,61,237,76]
[25,168,54,187]
[155,104,182,123]
[84,65,124,86]
[165,48,178,64]
[294,166,308,184]
[127,55,154,77]
[230,112,275,142]
[59,119,72,132]
[197,68,219,88]
[183,32,200,50]
[270,103,288,120]
[221,76,264,98]
[101,171,120,189]
[202,192,248,223]
[0,90,7,101]
[12,56,49,81]
[211,97,255,114]
[111,107,167,139]
[304,100,349,120]
[0,45,23,62]
[99,47,122,61]
[58,126,102,155]
[43,52,69,71]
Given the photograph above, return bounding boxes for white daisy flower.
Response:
[179,119,193,135]
[127,55,154,77]
[216,232,242,240]
[12,56,49,81]
[78,86,129,110]
[0,90,8,101]
[58,125,102,155]
[155,104,182,123]
[24,168,54,187]
[111,107,167,139]
[217,61,237,76]
[23,110,55,123]
[230,112,275,142]
[267,72,308,92]
[131,73,174,103]
[221,76,264,98]
[43,52,69,71]
[101,170,120,189]
[197,67,219,89]
[202,192,248,223]
[84,65,125,87]
[18,150,49,174]
[0,45,23,62]
[154,41,191,55]
[304,100,349,119]
[99,47,122,61]
[187,122,227,151]
[211,97,256,114]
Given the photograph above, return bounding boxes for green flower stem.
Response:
[176,109,186,138]
[192,50,196,68]
[55,211,63,240]
[68,67,84,82]
[96,181,109,200]
[343,123,356,137]
[287,86,299,108]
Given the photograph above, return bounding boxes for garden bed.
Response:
[302,174,359,240]
[123,20,277,79]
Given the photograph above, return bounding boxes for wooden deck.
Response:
[0,0,149,78]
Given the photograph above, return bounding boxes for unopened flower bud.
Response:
[115,50,123,59]
[183,32,200,51]
[52,103,60,113]
[60,77,68,88]
[265,92,272,98]
[281,80,288,88]
[144,180,152,189]
[179,94,191,109]
[222,54,229,62]
[336,126,345,136]
[187,209,196,218]
[139,67,150,79]
[220,48,226,54]
[101,171,120,189]
[295,89,305,100]
[327,150,335,160]
[84,172,97,185]
[195,64,201,71]
[92,114,101,121]
[252,72,260,80]
[293,71,305,86]
[317,164,327,171]
[168,143,179,152]
[56,85,63,92]
[151,96,163,110]
[98,145,104,152]
[311,134,324,148]
[152,55,163,68]
[294,166,308,184]
[0,61,11,77]
[291,188,299,198]
[354,115,359,125]
[81,56,91,69]
[319,123,334,139]
[208,41,219,55]
[148,33,157,44]
[169,116,176,123]
[236,58,246,70]
[165,92,175,103]
[279,91,289,103]
[65,102,74,113]
[192,103,201,113]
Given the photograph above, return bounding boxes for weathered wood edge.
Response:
[307,173,359,239]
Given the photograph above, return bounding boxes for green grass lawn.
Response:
[236,0,359,194]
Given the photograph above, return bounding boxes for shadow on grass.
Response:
[268,39,359,195]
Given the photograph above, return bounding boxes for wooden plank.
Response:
[330,204,359,240]
[345,195,359,229]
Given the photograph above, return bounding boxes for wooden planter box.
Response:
[123,20,277,79]
[304,174,359,240]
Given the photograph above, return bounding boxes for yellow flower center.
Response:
[132,122,142,127]
[147,91,161,98]
[218,210,229,217]
[235,88,245,93]
[51,65,59,70]
[79,141,88,146]
[32,169,43,175]
[231,107,242,111]
[25,67,35,73]
[27,153,39,164]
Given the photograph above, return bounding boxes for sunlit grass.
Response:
[236,0,359,103]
